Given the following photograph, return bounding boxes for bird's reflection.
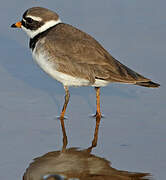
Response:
[23,117,150,180]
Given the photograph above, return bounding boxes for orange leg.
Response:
[87,115,101,152]
[60,86,70,119]
[91,115,101,148]
[60,118,68,152]
[95,87,101,118]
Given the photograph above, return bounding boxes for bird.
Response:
[11,7,160,119]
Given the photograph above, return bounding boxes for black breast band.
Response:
[29,24,59,51]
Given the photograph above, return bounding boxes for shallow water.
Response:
[0,0,165,179]
[23,117,150,180]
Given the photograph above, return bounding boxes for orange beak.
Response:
[11,21,22,28]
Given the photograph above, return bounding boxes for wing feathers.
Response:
[41,23,157,85]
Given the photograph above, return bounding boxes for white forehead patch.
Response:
[26,15,42,21]
[21,18,62,38]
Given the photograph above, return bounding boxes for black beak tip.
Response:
[11,24,16,28]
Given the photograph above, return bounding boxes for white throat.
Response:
[21,19,61,38]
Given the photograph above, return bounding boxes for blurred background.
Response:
[0,0,165,179]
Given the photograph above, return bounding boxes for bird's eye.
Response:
[26,17,33,23]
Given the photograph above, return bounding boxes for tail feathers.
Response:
[136,81,160,88]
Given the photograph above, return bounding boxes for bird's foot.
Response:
[91,112,104,119]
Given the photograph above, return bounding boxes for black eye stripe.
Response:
[23,16,34,23]
[21,19,44,30]
[26,17,33,23]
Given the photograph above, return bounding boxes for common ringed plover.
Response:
[11,7,160,119]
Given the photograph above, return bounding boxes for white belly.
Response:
[32,48,109,87]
